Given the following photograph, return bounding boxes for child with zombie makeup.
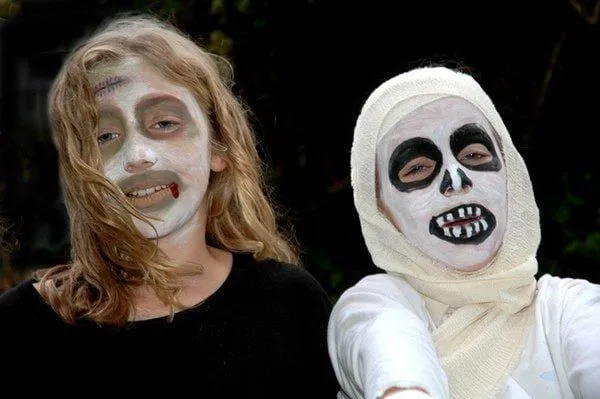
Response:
[327,67,600,399]
[0,14,338,397]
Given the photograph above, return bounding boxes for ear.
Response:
[210,154,227,172]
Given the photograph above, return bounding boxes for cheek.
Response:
[164,138,211,181]
[102,153,125,183]
[471,171,507,203]
[382,184,441,225]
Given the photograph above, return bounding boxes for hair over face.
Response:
[39,13,298,325]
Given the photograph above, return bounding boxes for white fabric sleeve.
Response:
[553,275,600,399]
[327,273,449,399]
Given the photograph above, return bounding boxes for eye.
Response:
[404,164,429,176]
[150,119,180,133]
[463,152,485,160]
[458,143,492,166]
[398,156,437,183]
[97,132,120,145]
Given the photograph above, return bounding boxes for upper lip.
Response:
[118,170,179,195]
[434,203,484,228]
[428,203,496,244]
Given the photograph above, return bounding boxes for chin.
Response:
[130,190,208,239]
[423,236,502,272]
[133,220,172,239]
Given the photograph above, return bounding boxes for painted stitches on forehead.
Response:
[450,123,502,171]
[94,75,131,97]
[389,137,442,192]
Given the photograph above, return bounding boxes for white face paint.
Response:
[377,96,507,271]
[90,58,222,239]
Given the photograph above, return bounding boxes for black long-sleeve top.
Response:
[0,253,339,398]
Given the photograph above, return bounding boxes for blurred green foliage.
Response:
[0,0,20,19]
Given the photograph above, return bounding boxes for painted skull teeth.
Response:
[442,219,488,238]
[435,206,484,227]
[429,204,496,245]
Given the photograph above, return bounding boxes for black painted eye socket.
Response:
[450,123,502,172]
[389,137,443,192]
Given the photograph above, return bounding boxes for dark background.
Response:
[1,0,600,297]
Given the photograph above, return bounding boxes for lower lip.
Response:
[127,184,179,210]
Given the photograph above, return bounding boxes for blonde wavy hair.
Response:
[37,13,299,325]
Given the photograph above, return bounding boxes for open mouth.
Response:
[428,203,496,244]
[126,183,179,198]
[119,171,182,210]
[124,182,180,210]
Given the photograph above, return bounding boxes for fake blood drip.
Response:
[169,183,180,198]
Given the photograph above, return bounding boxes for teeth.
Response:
[481,219,489,231]
[129,184,168,197]
[466,224,473,238]
[436,217,445,227]
[436,207,490,240]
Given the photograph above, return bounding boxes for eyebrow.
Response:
[136,93,187,109]
[133,93,194,119]
[94,76,131,97]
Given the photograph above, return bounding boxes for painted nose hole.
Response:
[439,168,473,196]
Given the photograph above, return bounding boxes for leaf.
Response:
[555,204,570,224]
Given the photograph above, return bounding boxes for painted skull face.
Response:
[377,96,507,271]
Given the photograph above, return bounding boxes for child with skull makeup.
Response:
[0,14,338,396]
[327,67,600,399]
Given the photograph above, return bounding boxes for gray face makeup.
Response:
[377,96,507,271]
[90,58,216,240]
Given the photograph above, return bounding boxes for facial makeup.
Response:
[91,59,214,239]
[377,96,507,271]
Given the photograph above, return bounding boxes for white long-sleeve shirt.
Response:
[327,273,600,399]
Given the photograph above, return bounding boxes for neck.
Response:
[156,208,214,267]
[132,207,233,321]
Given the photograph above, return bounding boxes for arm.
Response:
[327,273,449,399]
[558,276,600,399]
[383,387,432,399]
[293,266,342,397]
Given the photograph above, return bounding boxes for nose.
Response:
[439,167,472,196]
[123,137,157,173]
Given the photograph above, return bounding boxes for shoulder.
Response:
[340,272,424,306]
[354,272,417,292]
[536,274,600,324]
[536,274,600,306]
[0,278,37,314]
[0,278,48,338]
[234,253,331,305]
